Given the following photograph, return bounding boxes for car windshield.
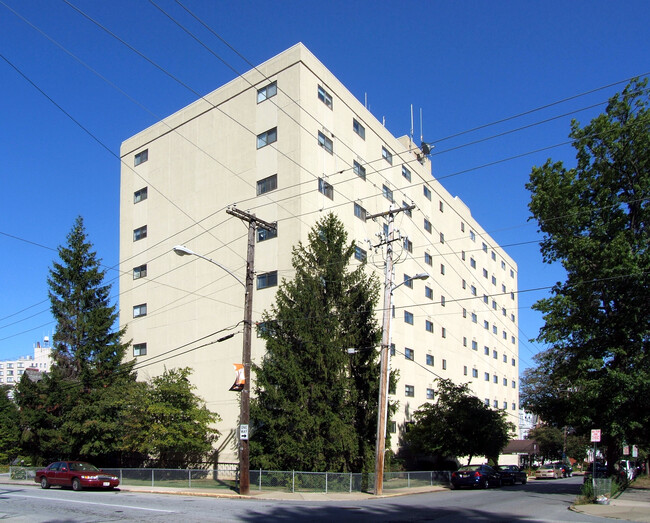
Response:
[69,462,99,472]
[500,466,516,471]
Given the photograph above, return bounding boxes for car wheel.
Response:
[72,478,82,491]
[522,477,527,484]
[40,477,50,489]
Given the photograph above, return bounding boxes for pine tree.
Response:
[250,213,382,473]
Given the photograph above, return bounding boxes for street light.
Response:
[173,244,251,494]
[375,271,429,496]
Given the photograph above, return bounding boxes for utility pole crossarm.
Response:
[227,207,276,232]
[366,204,415,221]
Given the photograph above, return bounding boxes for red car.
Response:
[35,461,119,491]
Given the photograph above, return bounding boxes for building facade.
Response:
[119,43,519,463]
[0,337,52,387]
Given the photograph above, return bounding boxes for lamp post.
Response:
[173,244,251,493]
[374,268,429,496]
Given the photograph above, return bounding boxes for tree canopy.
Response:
[523,78,650,469]
[527,425,563,463]
[403,379,514,466]
[250,213,386,473]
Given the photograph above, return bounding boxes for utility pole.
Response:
[226,207,276,496]
[367,203,414,496]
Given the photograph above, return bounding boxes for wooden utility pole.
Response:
[226,207,275,496]
[367,203,414,496]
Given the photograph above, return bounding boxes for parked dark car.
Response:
[555,462,573,477]
[496,465,528,485]
[35,461,119,491]
[583,463,608,483]
[451,464,501,489]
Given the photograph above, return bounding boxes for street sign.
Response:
[633,445,638,457]
[240,424,249,441]
[591,429,601,442]
[623,445,630,455]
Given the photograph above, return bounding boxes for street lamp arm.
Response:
[391,272,430,292]
[173,245,245,288]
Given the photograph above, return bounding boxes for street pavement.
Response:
[3,474,649,521]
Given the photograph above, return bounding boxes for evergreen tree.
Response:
[0,386,20,464]
[15,216,135,463]
[250,213,383,473]
[524,78,650,471]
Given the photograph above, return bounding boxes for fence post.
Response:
[325,472,328,494]
[408,472,411,488]
[350,472,352,493]
[292,470,295,493]
[151,469,154,487]
[259,469,262,491]
[189,469,191,488]
[430,471,433,486]
[120,469,123,485]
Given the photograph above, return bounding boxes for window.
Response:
[133,303,147,318]
[463,308,467,318]
[440,263,445,275]
[442,358,447,369]
[441,327,446,338]
[512,357,516,366]
[424,218,432,233]
[133,343,147,356]
[482,242,488,253]
[512,335,516,344]
[405,348,414,361]
[492,275,497,286]
[404,274,414,288]
[484,320,489,330]
[484,346,490,356]
[426,354,434,366]
[318,178,334,200]
[471,313,477,323]
[353,118,365,139]
[492,251,496,261]
[318,131,333,153]
[503,353,507,363]
[511,292,515,300]
[493,325,498,334]
[503,331,508,339]
[353,160,366,180]
[257,174,277,195]
[485,398,490,406]
[510,269,515,278]
[440,295,446,307]
[464,366,468,376]
[512,403,516,411]
[382,184,393,202]
[426,388,435,400]
[257,81,277,102]
[492,300,497,310]
[462,251,466,261]
[405,385,415,397]
[439,200,444,212]
[133,264,147,279]
[472,340,478,350]
[493,350,498,359]
[256,127,277,149]
[503,401,508,410]
[502,307,507,316]
[318,85,333,108]
[402,166,411,182]
[470,230,476,241]
[425,286,433,300]
[493,375,498,384]
[483,295,489,304]
[402,201,412,217]
[424,252,433,265]
[354,202,367,220]
[501,261,506,270]
[423,186,432,200]
[484,372,489,381]
[460,221,465,232]
[390,343,396,356]
[425,320,434,333]
[439,232,445,244]
[511,313,516,322]
[472,368,479,378]
[493,400,498,408]
[382,146,393,164]
[389,421,397,433]
[134,149,148,166]
[462,279,466,289]
[354,246,367,262]
[133,226,147,241]
[503,377,508,386]
[483,268,488,278]
[257,271,278,289]
[403,237,413,253]
[404,311,414,325]
[512,380,516,388]
[470,257,476,269]
[134,187,148,203]
[471,286,477,296]
[257,225,278,242]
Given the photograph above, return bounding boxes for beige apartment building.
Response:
[119,43,519,463]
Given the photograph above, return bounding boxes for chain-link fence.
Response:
[593,478,613,500]
[250,469,451,493]
[9,465,450,494]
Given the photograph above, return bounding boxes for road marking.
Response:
[4,493,174,513]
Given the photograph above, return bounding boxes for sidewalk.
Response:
[571,482,650,522]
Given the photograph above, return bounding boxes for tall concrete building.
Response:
[0,337,52,387]
[120,43,519,463]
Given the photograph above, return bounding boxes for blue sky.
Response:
[1,0,648,375]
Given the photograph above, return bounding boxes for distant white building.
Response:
[519,409,539,439]
[0,337,52,387]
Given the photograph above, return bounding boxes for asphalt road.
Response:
[0,477,610,522]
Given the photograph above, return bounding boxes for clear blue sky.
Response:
[1,0,648,375]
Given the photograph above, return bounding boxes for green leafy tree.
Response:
[403,379,515,466]
[527,425,563,463]
[566,434,589,464]
[121,368,220,468]
[250,213,385,473]
[0,386,20,464]
[15,216,135,463]
[524,78,650,472]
